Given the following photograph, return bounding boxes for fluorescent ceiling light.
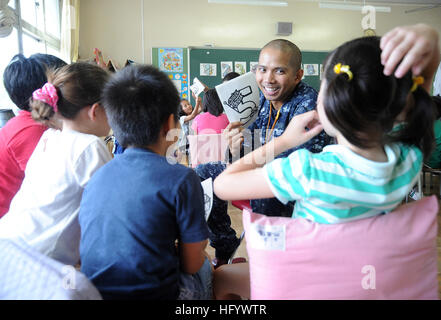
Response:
[208,0,288,7]
[319,2,391,13]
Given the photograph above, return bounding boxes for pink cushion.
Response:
[188,134,228,168]
[243,196,439,300]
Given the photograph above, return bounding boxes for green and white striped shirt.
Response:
[264,144,422,224]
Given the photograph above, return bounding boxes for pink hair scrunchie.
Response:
[32,83,59,112]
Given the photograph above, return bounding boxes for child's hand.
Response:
[380,24,440,79]
[277,110,323,151]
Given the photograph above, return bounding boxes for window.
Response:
[0,0,62,111]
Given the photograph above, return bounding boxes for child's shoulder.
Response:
[117,148,196,176]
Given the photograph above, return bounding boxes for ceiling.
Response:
[300,0,441,5]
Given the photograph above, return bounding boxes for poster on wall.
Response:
[169,73,189,100]
[221,61,233,79]
[250,62,258,73]
[304,64,319,76]
[234,62,247,75]
[159,48,184,73]
[200,63,217,77]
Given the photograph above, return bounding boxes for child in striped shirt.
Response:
[212,24,439,299]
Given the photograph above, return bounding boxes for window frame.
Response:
[11,0,62,55]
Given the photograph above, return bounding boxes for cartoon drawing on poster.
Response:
[215,72,260,128]
[169,73,189,99]
[304,64,319,76]
[159,48,184,73]
[201,178,213,221]
[221,61,233,79]
[200,63,217,77]
[235,62,247,75]
[250,62,258,73]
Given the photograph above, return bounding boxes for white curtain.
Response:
[60,0,80,63]
[0,0,15,38]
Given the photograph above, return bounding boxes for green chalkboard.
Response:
[301,51,330,92]
[189,47,329,104]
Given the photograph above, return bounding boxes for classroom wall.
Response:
[79,0,441,66]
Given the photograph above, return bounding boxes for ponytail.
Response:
[388,86,435,160]
[30,63,110,126]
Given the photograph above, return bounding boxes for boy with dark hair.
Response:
[0,53,67,218]
[79,65,212,300]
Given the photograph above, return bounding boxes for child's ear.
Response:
[87,103,101,121]
[163,114,177,136]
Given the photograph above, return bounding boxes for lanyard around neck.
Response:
[265,103,281,143]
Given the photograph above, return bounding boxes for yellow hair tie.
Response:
[410,76,424,93]
[333,63,353,81]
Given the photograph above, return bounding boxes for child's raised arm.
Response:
[214,111,322,201]
[380,23,440,92]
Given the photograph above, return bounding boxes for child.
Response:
[0,53,67,218]
[177,96,202,157]
[0,63,112,266]
[192,88,229,135]
[213,24,439,299]
[79,65,212,300]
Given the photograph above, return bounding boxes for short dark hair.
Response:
[262,39,302,71]
[222,72,240,82]
[3,53,67,111]
[202,89,224,117]
[322,36,434,159]
[102,65,180,148]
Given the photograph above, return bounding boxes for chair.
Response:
[187,134,228,168]
[421,164,441,197]
[228,200,252,264]
[242,196,439,300]
[0,239,102,300]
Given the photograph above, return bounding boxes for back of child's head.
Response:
[202,88,224,117]
[30,62,110,124]
[102,65,180,148]
[3,53,67,111]
[222,72,240,82]
[322,36,434,159]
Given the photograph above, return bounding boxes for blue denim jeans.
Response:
[178,257,213,300]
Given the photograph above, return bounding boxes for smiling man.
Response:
[244,39,330,159]
[195,39,331,268]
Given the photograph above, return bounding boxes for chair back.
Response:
[243,196,439,300]
[188,134,228,168]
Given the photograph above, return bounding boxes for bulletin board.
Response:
[152,47,190,100]
[189,47,329,104]
[189,47,260,104]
